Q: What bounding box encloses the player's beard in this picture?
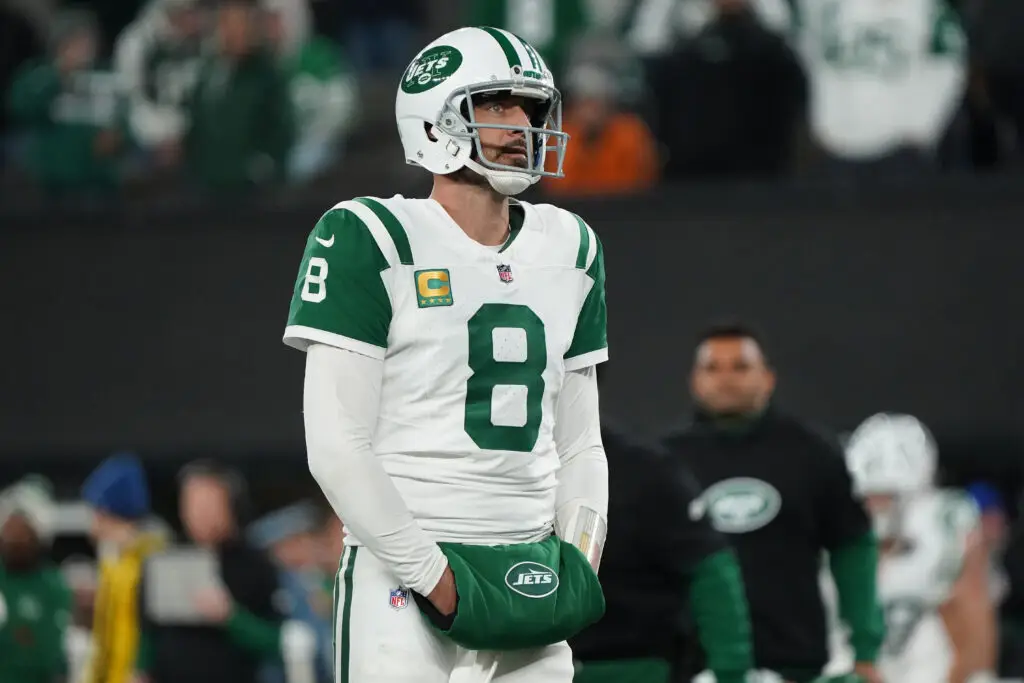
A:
[454,140,530,186]
[492,140,530,169]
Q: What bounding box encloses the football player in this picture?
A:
[284,27,609,683]
[844,413,998,683]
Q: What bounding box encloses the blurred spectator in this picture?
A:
[140,460,283,683]
[6,9,130,196]
[340,2,421,73]
[571,423,754,683]
[0,1,45,166]
[792,0,967,174]
[469,0,590,80]
[315,514,342,681]
[182,0,293,193]
[79,453,164,683]
[318,513,342,576]
[544,59,659,197]
[652,0,807,179]
[262,0,356,183]
[0,476,72,683]
[248,501,333,683]
[113,0,206,162]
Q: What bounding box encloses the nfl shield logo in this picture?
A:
[497,264,514,284]
[389,587,409,610]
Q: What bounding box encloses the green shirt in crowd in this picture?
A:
[184,49,294,193]
[7,61,128,195]
[0,562,72,683]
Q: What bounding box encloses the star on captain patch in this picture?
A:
[496,264,514,284]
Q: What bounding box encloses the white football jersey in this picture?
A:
[876,490,978,682]
[284,196,607,545]
[824,490,979,682]
[793,0,966,159]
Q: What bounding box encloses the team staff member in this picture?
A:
[572,421,755,683]
[662,324,884,683]
[138,461,284,683]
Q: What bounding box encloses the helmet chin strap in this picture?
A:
[463,157,534,196]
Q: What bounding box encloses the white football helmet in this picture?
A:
[845,413,938,497]
[395,26,569,196]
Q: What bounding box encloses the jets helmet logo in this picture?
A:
[401,46,464,94]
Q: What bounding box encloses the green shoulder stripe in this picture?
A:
[479,27,522,69]
[354,197,414,266]
[573,213,591,270]
[284,207,393,351]
[565,226,607,361]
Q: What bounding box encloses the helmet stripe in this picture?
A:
[479,26,521,69]
[508,31,543,71]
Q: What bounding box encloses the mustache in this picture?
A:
[482,140,529,155]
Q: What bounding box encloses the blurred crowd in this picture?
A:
[1,443,1019,683]
[1,0,1023,203]
[0,456,342,683]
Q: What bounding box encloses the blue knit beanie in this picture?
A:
[968,481,1004,514]
[81,452,150,520]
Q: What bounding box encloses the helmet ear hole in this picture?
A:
[424,122,438,142]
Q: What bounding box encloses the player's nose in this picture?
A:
[508,104,531,128]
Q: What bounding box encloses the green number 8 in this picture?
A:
[464,303,547,452]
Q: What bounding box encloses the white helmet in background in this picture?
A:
[845,412,938,497]
[395,26,569,196]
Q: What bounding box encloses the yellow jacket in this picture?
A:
[83,533,164,683]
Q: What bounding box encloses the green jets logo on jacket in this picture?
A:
[402,46,463,94]
[702,477,782,534]
[504,561,558,599]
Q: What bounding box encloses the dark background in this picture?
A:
[3,175,1022,504]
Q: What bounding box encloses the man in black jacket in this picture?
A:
[572,423,755,683]
[140,460,284,683]
[662,323,884,683]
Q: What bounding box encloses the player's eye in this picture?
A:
[488,102,505,114]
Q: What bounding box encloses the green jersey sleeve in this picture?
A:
[564,216,608,371]
[283,206,392,359]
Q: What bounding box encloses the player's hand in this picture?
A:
[426,565,457,616]
[194,585,234,624]
[852,661,882,683]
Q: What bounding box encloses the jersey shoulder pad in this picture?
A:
[524,202,601,273]
[322,195,415,267]
[283,198,403,357]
